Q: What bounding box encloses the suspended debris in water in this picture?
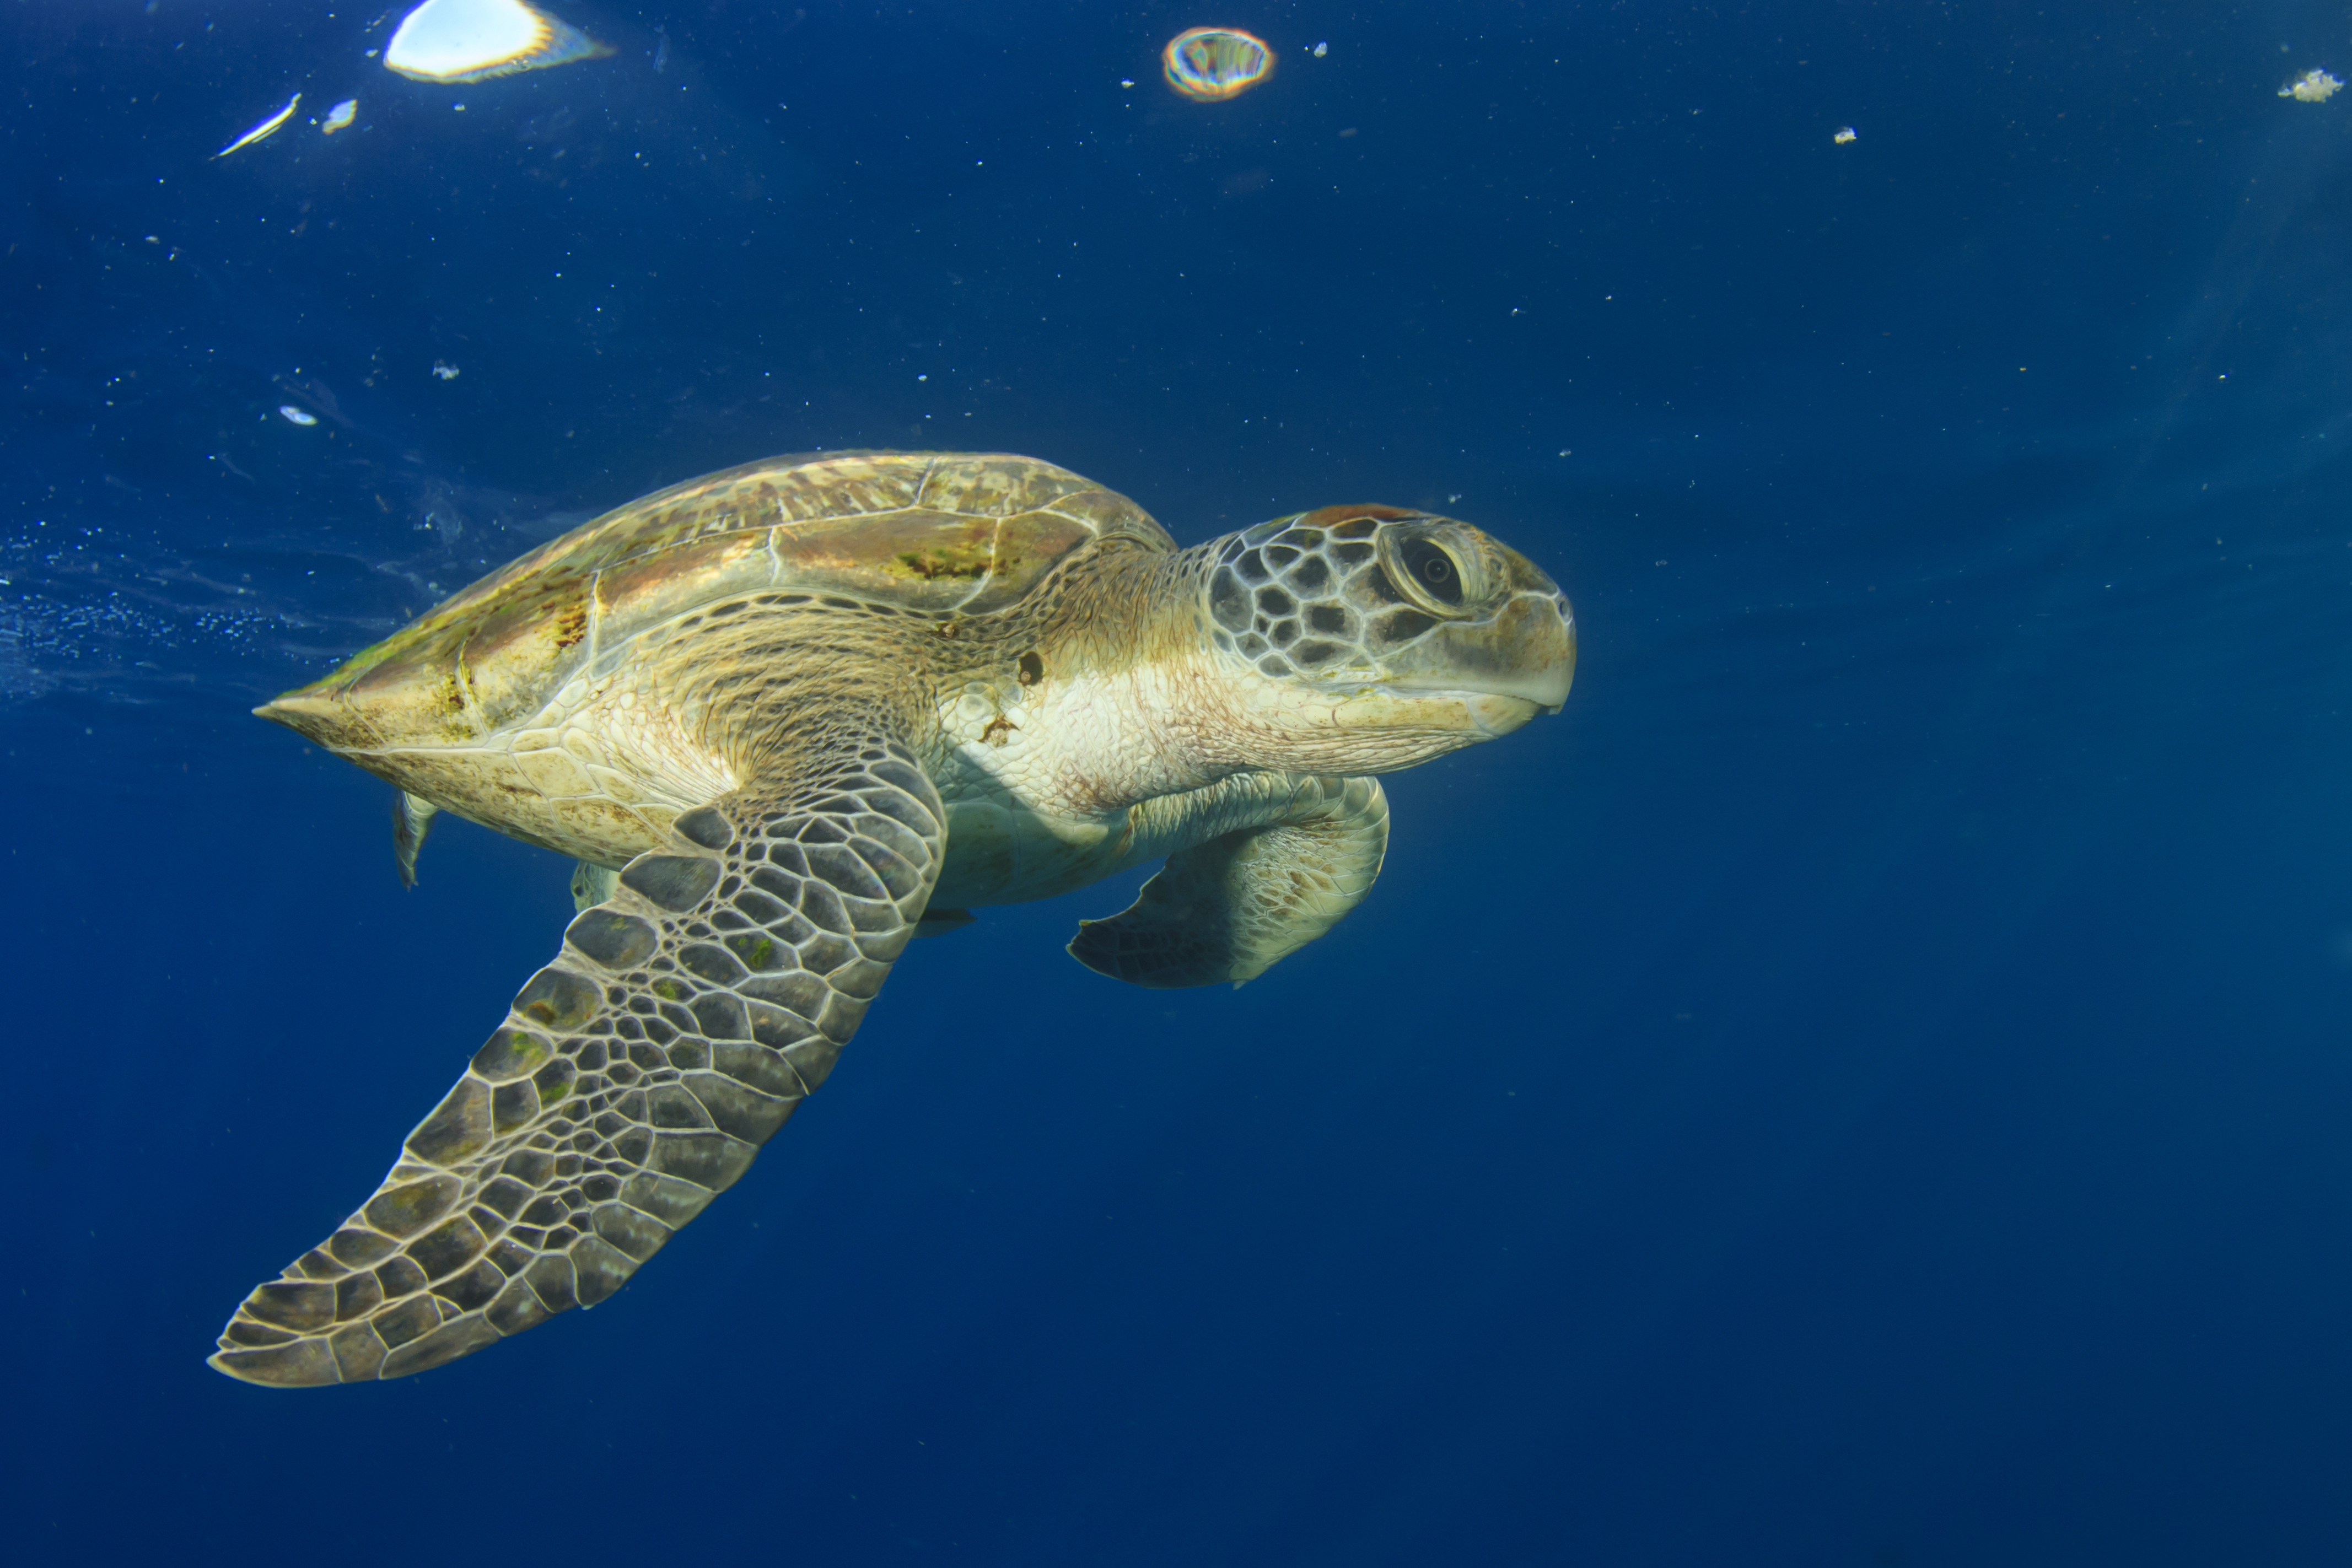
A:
[383,0,613,85]
[321,99,358,134]
[2280,68,2343,103]
[214,93,300,158]
[432,360,461,380]
[1311,41,1328,58]
[278,406,318,425]
[1833,126,1858,143]
[1162,27,1274,102]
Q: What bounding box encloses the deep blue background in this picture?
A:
[7,1,2352,1562]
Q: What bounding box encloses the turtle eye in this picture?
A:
[1375,526,1482,618]
[1397,539,1463,605]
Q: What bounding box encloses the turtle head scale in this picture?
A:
[1194,504,1575,767]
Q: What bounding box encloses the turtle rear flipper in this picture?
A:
[392,791,438,888]
[911,906,975,939]
[1068,776,1388,988]
[211,732,944,1386]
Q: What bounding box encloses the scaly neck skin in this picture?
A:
[644,541,1229,817]
[995,540,1235,813]
[652,535,1504,820]
[1019,538,1497,808]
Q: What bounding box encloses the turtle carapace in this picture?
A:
[212,451,1575,1386]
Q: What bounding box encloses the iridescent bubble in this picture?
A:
[1162,27,1274,102]
[383,0,612,85]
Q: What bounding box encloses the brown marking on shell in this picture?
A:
[766,451,928,522]
[340,618,480,747]
[918,454,1105,518]
[256,452,1174,757]
[769,508,999,611]
[956,510,1097,615]
[888,534,996,582]
[589,530,778,659]
[461,573,599,734]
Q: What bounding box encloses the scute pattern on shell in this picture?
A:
[276,452,1174,754]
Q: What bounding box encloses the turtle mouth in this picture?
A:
[1323,686,1546,740]
[1360,689,1543,736]
[1373,592,1577,716]
[1467,693,1543,736]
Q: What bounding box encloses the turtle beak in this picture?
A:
[1381,542,1576,716]
[1440,584,1576,714]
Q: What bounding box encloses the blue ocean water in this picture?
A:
[8,1,2352,1561]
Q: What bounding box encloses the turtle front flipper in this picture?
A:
[1068,776,1389,989]
[211,734,945,1386]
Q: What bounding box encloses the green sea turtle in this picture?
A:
[211,450,1574,1386]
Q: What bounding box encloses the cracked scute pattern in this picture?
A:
[209,737,944,1386]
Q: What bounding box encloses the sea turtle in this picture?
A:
[211,450,1575,1386]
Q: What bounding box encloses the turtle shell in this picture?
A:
[263,451,1174,753]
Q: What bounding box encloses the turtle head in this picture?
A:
[1192,505,1575,771]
